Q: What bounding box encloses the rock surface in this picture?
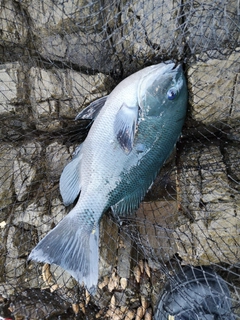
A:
[29,67,111,131]
[187,51,240,125]
[0,63,27,115]
[175,142,240,265]
[183,0,239,54]
[116,1,182,72]
[0,1,28,46]
[0,144,17,209]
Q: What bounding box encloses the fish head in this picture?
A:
[138,61,188,120]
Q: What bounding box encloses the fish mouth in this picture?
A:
[161,61,182,74]
[171,63,182,72]
[163,60,182,69]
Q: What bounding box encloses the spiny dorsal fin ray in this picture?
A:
[75,96,108,120]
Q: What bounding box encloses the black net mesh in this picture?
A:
[0,0,240,319]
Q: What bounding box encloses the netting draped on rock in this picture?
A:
[0,0,240,319]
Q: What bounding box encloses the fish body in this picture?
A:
[29,62,188,292]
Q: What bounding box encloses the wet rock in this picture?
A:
[114,291,129,307]
[13,142,42,201]
[177,143,239,217]
[29,67,69,131]
[13,198,48,230]
[223,142,240,190]
[116,0,182,72]
[92,289,112,310]
[13,159,36,201]
[18,142,42,161]
[227,125,240,142]
[38,197,66,236]
[64,32,118,73]
[174,203,240,266]
[231,73,240,121]
[29,67,111,130]
[49,265,77,291]
[0,144,17,209]
[9,288,70,320]
[0,0,28,46]
[199,145,232,203]
[99,214,119,279]
[136,201,178,264]
[13,196,67,238]
[192,207,239,264]
[11,196,72,292]
[67,69,110,114]
[176,146,201,214]
[18,1,120,73]
[39,34,68,61]
[5,225,37,282]
[117,226,135,280]
[50,197,68,225]
[29,67,69,103]
[175,142,240,265]
[12,197,70,291]
[20,0,120,72]
[25,0,103,35]
[183,0,239,54]
[7,225,33,260]
[0,224,6,281]
[45,141,70,179]
[0,283,16,298]
[187,51,240,125]
[0,63,26,115]
[29,67,68,131]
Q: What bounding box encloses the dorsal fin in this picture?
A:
[75,96,108,120]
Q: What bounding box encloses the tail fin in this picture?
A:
[28,210,99,293]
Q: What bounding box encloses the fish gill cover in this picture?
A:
[0,0,239,319]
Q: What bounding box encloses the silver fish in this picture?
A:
[29,61,188,292]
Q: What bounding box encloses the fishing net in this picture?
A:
[0,0,239,319]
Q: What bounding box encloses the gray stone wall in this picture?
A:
[0,0,239,319]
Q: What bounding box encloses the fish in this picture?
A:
[28,61,188,293]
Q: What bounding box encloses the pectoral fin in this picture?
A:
[60,144,83,206]
[114,103,138,154]
[75,96,108,120]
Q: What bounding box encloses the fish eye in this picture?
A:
[167,87,178,100]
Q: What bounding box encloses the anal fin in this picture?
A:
[111,187,145,217]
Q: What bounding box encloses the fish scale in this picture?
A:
[108,117,182,214]
[29,61,188,293]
